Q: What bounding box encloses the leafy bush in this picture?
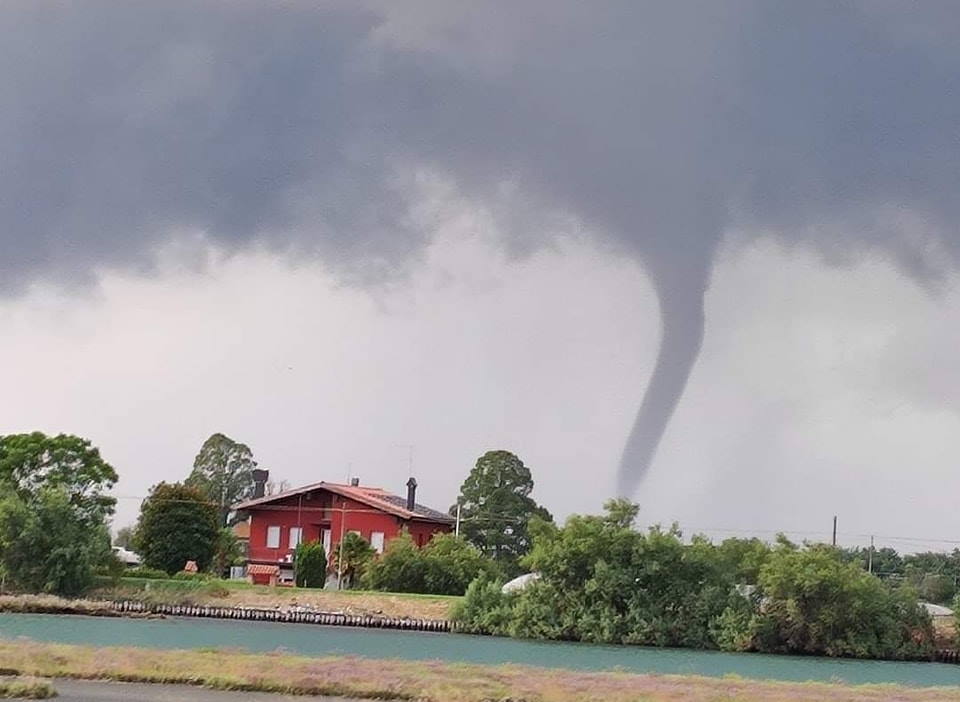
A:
[452,574,515,634]
[294,541,327,588]
[746,545,934,659]
[364,532,499,595]
[452,499,934,660]
[0,488,112,596]
[364,532,426,592]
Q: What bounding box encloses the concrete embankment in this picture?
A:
[114,599,456,631]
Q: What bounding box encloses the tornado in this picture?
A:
[616,278,707,498]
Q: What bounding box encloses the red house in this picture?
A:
[233,474,454,586]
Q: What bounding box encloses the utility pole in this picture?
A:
[455,502,462,538]
[337,505,346,590]
[868,535,874,574]
[832,515,837,547]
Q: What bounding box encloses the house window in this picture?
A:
[370,532,385,554]
[266,526,281,549]
[289,527,303,549]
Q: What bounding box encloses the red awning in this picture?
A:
[247,564,280,576]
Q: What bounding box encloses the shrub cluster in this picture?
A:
[125,566,171,580]
[364,532,499,595]
[294,541,327,588]
[453,499,934,660]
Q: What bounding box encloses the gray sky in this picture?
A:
[2,1,960,550]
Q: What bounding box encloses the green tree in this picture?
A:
[0,432,117,526]
[294,541,328,588]
[332,532,375,589]
[185,433,257,526]
[456,500,742,648]
[363,531,426,593]
[364,531,499,595]
[0,488,111,596]
[423,533,499,595]
[711,537,772,585]
[133,483,219,574]
[749,545,933,659]
[211,528,243,576]
[451,450,553,576]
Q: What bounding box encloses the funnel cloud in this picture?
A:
[2,1,960,494]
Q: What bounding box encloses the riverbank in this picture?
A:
[86,577,460,620]
[2,641,959,702]
[0,593,454,633]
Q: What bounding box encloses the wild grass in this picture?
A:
[0,677,57,699]
[0,641,958,702]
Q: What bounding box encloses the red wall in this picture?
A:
[248,508,323,564]
[407,519,448,547]
[329,495,401,549]
[247,490,453,567]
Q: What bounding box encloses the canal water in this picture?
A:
[1,613,958,688]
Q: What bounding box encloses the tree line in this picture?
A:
[453,500,937,661]
[0,432,555,593]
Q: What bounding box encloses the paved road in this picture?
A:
[51,679,362,702]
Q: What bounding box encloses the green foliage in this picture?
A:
[913,573,956,605]
[452,573,515,634]
[125,566,170,580]
[184,433,258,527]
[0,432,117,526]
[454,501,934,660]
[332,532,375,588]
[0,488,112,596]
[294,541,327,588]
[133,482,220,575]
[363,531,425,592]
[364,532,498,595]
[710,537,772,585]
[748,545,934,659]
[211,528,244,576]
[451,450,553,577]
[457,500,742,647]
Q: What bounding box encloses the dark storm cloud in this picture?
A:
[3,1,959,493]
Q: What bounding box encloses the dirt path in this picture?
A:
[52,679,355,702]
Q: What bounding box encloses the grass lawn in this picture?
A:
[1,640,959,702]
[87,577,461,620]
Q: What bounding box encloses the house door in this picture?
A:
[320,528,332,557]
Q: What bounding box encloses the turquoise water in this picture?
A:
[1,613,958,687]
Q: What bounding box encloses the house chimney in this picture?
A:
[406,477,417,511]
[252,469,269,499]
[350,477,360,487]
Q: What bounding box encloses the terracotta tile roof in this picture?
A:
[233,481,455,525]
